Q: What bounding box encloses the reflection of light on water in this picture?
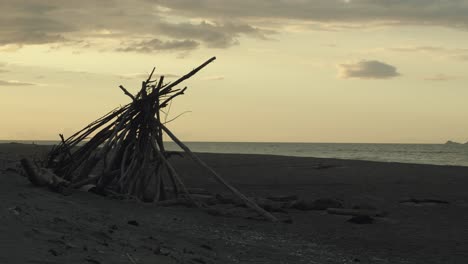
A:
[166,142,468,167]
[1,140,467,167]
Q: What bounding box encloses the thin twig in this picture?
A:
[119,85,136,101]
[163,111,192,124]
[126,253,137,264]
[59,134,74,163]
[146,67,156,83]
[163,101,172,123]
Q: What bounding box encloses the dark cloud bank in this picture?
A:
[1,0,468,52]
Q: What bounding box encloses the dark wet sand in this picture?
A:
[1,143,468,263]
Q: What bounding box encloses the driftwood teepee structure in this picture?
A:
[35,57,277,222]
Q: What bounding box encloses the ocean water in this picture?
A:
[1,140,467,167]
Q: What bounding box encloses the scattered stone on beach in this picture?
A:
[204,207,233,217]
[127,220,140,226]
[200,244,213,251]
[347,215,374,224]
[84,257,101,264]
[192,257,207,263]
[48,248,60,256]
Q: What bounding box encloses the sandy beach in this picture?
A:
[1,143,468,264]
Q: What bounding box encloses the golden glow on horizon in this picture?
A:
[1,27,468,143]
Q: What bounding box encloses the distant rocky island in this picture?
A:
[445,140,468,145]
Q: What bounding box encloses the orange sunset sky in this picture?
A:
[1,0,468,143]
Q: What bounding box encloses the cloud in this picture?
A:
[338,60,400,79]
[0,1,272,52]
[2,0,468,52]
[423,74,456,81]
[119,72,180,80]
[156,21,273,48]
[155,0,468,30]
[0,79,37,86]
[387,46,446,53]
[117,38,200,53]
[0,16,71,46]
[0,64,8,73]
[201,75,225,81]
[386,45,468,61]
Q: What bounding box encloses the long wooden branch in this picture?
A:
[157,57,216,97]
[159,123,278,222]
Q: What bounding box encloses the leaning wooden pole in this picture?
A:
[160,123,279,222]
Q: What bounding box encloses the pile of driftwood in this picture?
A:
[21,57,278,222]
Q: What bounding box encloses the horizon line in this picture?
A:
[0,139,463,145]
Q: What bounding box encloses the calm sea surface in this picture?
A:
[1,140,467,167]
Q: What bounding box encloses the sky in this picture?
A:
[1,0,468,143]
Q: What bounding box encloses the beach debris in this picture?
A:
[20,57,278,222]
[20,158,53,186]
[157,198,197,208]
[253,197,287,212]
[8,206,22,215]
[352,203,378,211]
[126,253,138,264]
[152,244,162,255]
[4,166,21,174]
[400,198,449,206]
[108,224,118,234]
[79,184,97,192]
[266,194,298,202]
[48,248,61,256]
[291,198,344,211]
[191,257,207,263]
[347,215,374,224]
[327,208,387,217]
[84,257,101,264]
[200,244,213,251]
[127,220,140,226]
[315,163,338,170]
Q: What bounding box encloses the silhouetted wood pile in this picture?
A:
[21,57,278,222]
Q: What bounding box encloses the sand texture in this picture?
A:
[1,143,468,263]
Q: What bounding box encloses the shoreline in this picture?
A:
[1,141,467,168]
